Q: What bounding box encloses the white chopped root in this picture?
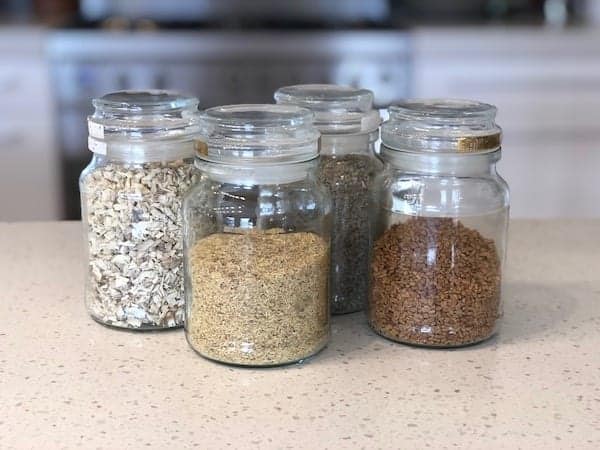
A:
[81,160,195,329]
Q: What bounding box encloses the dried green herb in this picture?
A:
[318,154,380,314]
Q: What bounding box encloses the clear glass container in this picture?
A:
[183,104,331,367]
[80,90,200,330]
[275,84,382,315]
[369,99,509,347]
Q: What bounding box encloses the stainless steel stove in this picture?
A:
[47,29,411,218]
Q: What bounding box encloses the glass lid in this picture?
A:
[88,90,200,140]
[196,104,320,165]
[87,90,201,161]
[274,84,380,134]
[382,99,502,154]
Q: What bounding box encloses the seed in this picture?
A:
[369,216,501,347]
[317,154,381,314]
[186,230,330,366]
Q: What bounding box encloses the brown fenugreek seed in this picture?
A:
[369,216,501,347]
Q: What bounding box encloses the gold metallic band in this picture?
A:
[456,133,502,152]
[194,140,208,157]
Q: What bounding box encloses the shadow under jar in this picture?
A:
[369,99,510,348]
[275,84,382,315]
[80,91,200,330]
[183,104,331,367]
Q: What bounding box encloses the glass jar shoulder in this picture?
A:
[183,169,331,242]
[184,172,330,209]
[378,165,509,217]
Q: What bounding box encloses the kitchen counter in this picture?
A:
[1,221,599,449]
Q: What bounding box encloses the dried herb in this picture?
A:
[81,160,195,329]
[186,230,329,366]
[369,216,501,347]
[318,154,380,314]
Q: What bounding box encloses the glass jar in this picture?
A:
[369,99,509,347]
[183,104,331,367]
[275,84,382,315]
[80,90,200,330]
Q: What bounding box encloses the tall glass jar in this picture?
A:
[183,104,331,367]
[80,91,200,330]
[369,99,509,347]
[275,84,382,315]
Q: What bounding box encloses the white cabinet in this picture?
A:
[412,27,600,218]
[0,27,61,221]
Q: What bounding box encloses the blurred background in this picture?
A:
[1,0,599,220]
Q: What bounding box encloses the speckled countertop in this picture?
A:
[1,221,599,449]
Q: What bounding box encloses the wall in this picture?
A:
[412,27,600,218]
